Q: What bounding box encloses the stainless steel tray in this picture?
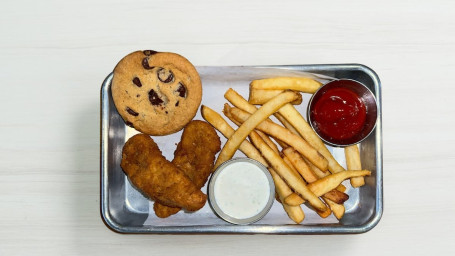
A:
[100,64,383,234]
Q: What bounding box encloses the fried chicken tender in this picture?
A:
[121,134,207,212]
[154,120,221,218]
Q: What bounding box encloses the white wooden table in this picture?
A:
[1,0,454,255]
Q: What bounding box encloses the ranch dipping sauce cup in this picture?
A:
[208,158,275,225]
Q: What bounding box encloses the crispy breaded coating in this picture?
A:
[154,120,221,218]
[121,134,206,212]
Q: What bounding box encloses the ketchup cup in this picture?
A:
[307,79,378,147]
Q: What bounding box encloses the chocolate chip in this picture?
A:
[125,121,134,128]
[175,101,179,107]
[149,89,164,106]
[165,111,168,114]
[176,83,187,98]
[157,68,174,83]
[143,50,157,56]
[132,77,142,87]
[142,57,154,70]
[136,94,140,97]
[126,107,139,116]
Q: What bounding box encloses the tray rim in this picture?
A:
[100,63,383,234]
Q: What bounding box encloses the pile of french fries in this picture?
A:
[202,77,371,223]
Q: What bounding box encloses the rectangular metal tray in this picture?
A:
[100,64,383,234]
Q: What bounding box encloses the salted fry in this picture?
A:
[226,88,297,142]
[345,144,365,187]
[229,107,328,171]
[215,91,299,168]
[283,147,349,204]
[303,157,328,178]
[282,155,308,206]
[314,203,332,218]
[282,156,307,202]
[249,131,327,212]
[284,193,305,206]
[224,88,258,113]
[284,190,338,219]
[278,104,345,174]
[226,88,344,174]
[249,89,302,105]
[201,105,268,167]
[282,154,302,179]
[283,147,319,183]
[256,130,279,154]
[250,77,322,93]
[336,184,347,193]
[203,105,305,223]
[227,88,299,137]
[308,170,371,197]
[204,106,304,223]
[324,198,345,220]
[288,195,332,218]
[222,104,242,127]
[303,157,346,192]
[283,186,331,218]
[322,189,349,204]
[273,112,301,136]
[269,168,305,223]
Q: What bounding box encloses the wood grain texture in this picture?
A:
[1,0,454,255]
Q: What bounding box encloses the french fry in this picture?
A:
[214,91,299,168]
[224,103,282,147]
[273,112,301,136]
[253,132,331,218]
[222,104,242,127]
[256,130,279,154]
[322,189,349,204]
[281,155,309,208]
[269,168,305,223]
[247,87,301,141]
[303,157,328,178]
[308,170,371,197]
[302,157,346,193]
[314,203,332,218]
[201,105,268,167]
[285,195,331,219]
[225,88,258,113]
[283,147,349,216]
[284,193,305,206]
[249,131,328,212]
[282,169,363,219]
[226,88,343,175]
[227,88,299,137]
[283,147,349,204]
[249,89,302,105]
[250,77,322,93]
[203,105,304,223]
[228,107,328,171]
[282,147,319,183]
[282,154,304,180]
[283,195,347,218]
[226,88,299,143]
[278,104,344,174]
[345,144,365,188]
[324,198,345,220]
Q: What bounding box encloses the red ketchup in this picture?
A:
[310,87,366,141]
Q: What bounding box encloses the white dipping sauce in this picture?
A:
[213,161,271,220]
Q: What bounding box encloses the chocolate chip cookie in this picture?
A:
[111,50,202,135]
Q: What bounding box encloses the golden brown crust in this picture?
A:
[153,203,181,218]
[112,50,202,135]
[153,120,221,218]
[121,134,206,211]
